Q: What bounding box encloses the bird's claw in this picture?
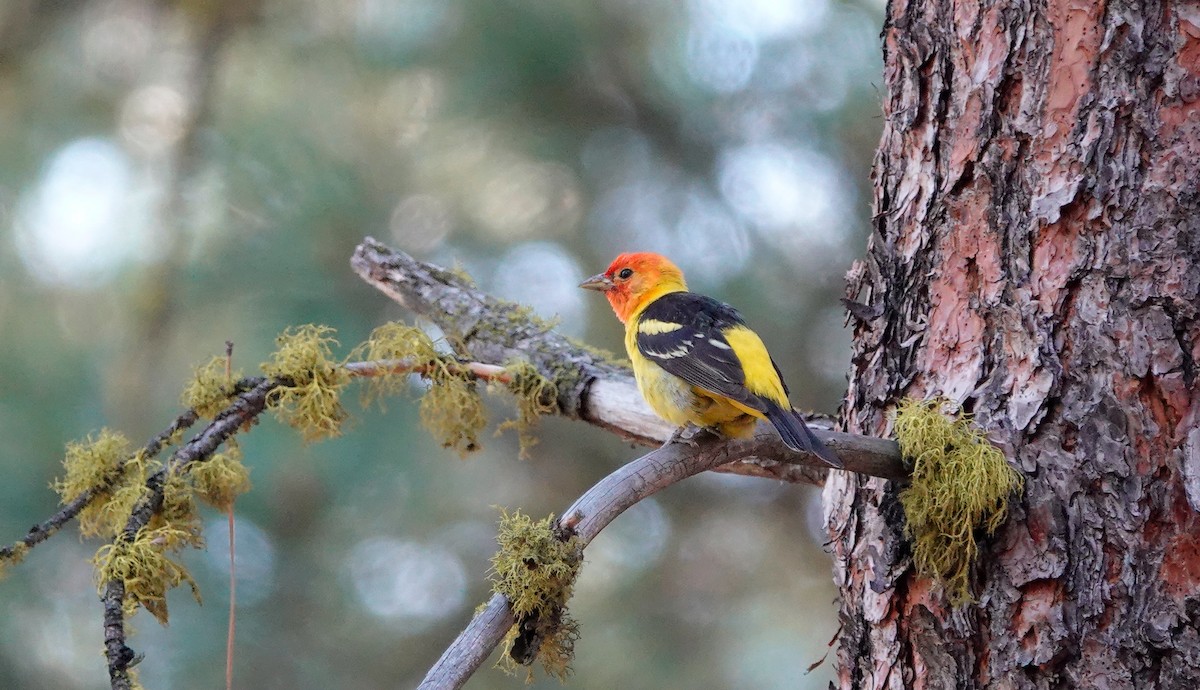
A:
[668,424,703,448]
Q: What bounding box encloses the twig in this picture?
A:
[225,506,236,690]
[419,428,766,689]
[1,357,505,567]
[0,409,200,562]
[350,237,907,483]
[104,377,278,689]
[343,358,513,384]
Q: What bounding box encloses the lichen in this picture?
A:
[357,322,440,407]
[188,442,251,512]
[497,360,558,459]
[0,542,28,578]
[93,524,203,624]
[262,324,351,442]
[52,431,148,539]
[53,430,130,505]
[420,372,487,456]
[152,469,202,544]
[490,510,582,680]
[894,397,1025,605]
[181,356,242,418]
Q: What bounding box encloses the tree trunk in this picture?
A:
[832,0,1200,687]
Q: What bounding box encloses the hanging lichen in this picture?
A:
[262,324,351,442]
[497,360,558,459]
[420,372,488,456]
[489,510,582,681]
[894,397,1025,605]
[188,441,251,512]
[357,322,441,406]
[93,523,203,624]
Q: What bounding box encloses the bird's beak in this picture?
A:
[579,273,614,292]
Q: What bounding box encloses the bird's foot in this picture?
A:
[668,424,704,448]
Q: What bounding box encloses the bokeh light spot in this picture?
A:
[689,0,830,41]
[390,194,453,252]
[347,537,467,626]
[119,85,188,156]
[14,138,149,287]
[686,21,759,93]
[491,241,587,335]
[203,517,278,606]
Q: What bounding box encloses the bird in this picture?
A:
[580,252,842,468]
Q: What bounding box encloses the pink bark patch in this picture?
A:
[920,198,1001,400]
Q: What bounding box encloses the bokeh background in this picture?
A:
[0,1,884,688]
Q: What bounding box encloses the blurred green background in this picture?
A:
[0,0,883,687]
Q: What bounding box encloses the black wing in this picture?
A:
[634,292,766,412]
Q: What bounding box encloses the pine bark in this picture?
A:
[831,0,1200,687]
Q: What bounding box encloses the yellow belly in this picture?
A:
[627,333,759,438]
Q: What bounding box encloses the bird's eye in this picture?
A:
[617,268,634,280]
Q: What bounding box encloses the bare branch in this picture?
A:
[350,237,907,483]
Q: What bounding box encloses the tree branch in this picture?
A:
[97,357,523,688]
[419,428,785,689]
[350,237,907,483]
[104,377,278,689]
[0,410,200,563]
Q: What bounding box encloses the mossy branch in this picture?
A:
[0,320,575,690]
[351,237,909,484]
[419,428,757,689]
[0,409,200,567]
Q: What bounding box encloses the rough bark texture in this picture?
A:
[832,0,1200,688]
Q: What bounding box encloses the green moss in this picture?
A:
[894,397,1024,605]
[181,356,242,418]
[93,524,203,625]
[263,324,351,442]
[188,442,251,512]
[490,510,582,679]
[563,334,626,369]
[497,361,558,459]
[448,261,478,288]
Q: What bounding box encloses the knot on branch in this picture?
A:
[894,397,1025,604]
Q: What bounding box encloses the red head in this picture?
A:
[579,252,688,323]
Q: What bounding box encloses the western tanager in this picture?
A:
[580,252,842,468]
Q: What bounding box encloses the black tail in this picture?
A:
[764,402,843,468]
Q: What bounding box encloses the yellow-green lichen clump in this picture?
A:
[497,360,558,459]
[490,510,582,681]
[181,355,242,418]
[894,397,1024,604]
[263,324,351,442]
